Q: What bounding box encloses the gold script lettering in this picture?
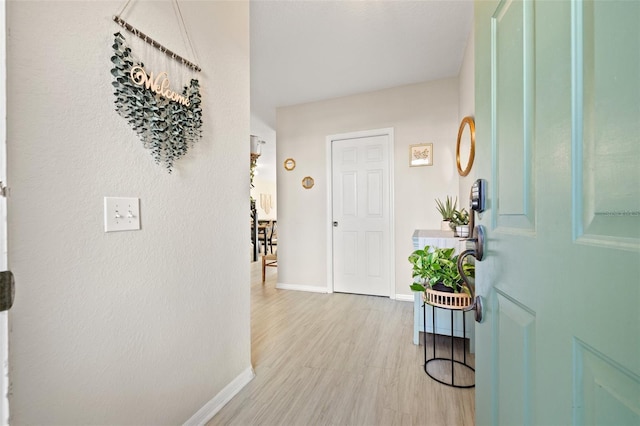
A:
[129,66,191,107]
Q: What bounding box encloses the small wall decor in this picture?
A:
[111,33,202,172]
[302,176,315,189]
[111,1,202,173]
[284,158,296,171]
[410,143,433,167]
[456,116,476,176]
[260,193,273,214]
[112,14,201,72]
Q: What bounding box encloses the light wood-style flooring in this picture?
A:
[209,261,475,426]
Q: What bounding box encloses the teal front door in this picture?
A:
[474,0,639,424]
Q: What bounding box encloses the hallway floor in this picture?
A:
[209,261,475,425]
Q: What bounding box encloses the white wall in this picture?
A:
[276,79,460,296]
[458,24,477,201]
[6,1,250,424]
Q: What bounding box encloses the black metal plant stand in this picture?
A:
[423,302,475,388]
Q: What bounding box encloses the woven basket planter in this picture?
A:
[424,287,471,310]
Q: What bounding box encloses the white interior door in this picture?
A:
[474,1,640,424]
[330,130,392,297]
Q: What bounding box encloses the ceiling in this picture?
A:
[250,0,474,182]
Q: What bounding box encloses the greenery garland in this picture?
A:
[111,32,203,172]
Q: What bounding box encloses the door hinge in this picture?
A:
[0,181,7,198]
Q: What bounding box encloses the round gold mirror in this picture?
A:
[302,176,314,189]
[456,116,476,177]
[284,158,296,171]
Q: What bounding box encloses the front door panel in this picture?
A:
[576,0,640,246]
[494,0,535,232]
[474,1,640,425]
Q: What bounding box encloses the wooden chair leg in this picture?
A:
[262,256,266,283]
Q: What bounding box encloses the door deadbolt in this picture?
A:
[333,221,338,227]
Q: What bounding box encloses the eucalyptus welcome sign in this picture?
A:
[111,32,202,172]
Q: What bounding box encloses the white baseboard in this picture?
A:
[183,366,255,426]
[276,284,412,301]
[395,294,414,302]
[276,282,329,293]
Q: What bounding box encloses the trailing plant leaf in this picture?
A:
[110,32,203,172]
[408,245,475,294]
[410,283,426,292]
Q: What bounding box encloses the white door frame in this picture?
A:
[0,0,9,422]
[325,128,395,298]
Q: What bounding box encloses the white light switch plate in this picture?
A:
[104,197,141,232]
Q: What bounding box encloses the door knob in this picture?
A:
[457,225,486,323]
[458,249,483,323]
[333,221,338,227]
[463,225,485,261]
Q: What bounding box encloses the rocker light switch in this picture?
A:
[104,197,141,232]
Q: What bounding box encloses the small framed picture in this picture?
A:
[409,143,433,167]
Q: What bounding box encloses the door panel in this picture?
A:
[496,292,535,426]
[332,133,390,296]
[574,339,640,425]
[475,1,640,425]
[575,0,640,246]
[341,171,357,216]
[493,0,535,231]
[365,231,382,277]
[366,170,383,216]
[342,231,357,275]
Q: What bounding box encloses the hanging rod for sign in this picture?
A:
[112,15,201,72]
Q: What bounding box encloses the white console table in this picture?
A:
[412,230,474,350]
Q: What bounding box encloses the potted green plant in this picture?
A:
[408,245,474,295]
[449,208,470,237]
[435,196,457,231]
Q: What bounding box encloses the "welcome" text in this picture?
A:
[130,66,191,106]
